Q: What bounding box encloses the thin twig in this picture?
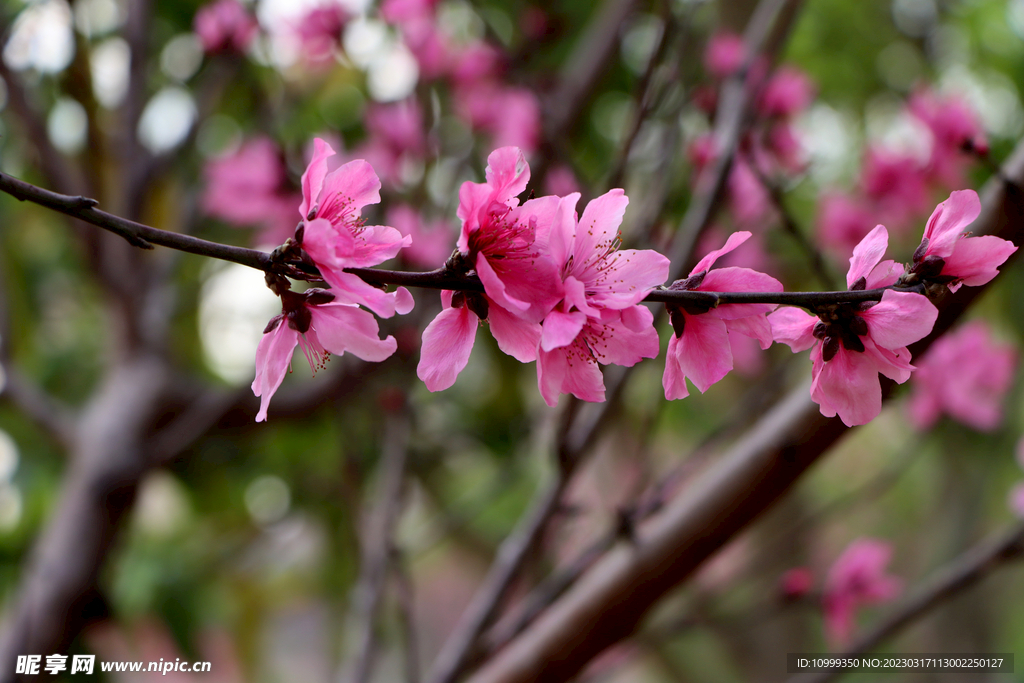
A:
[787,521,1024,683]
[392,546,422,683]
[349,413,412,683]
[0,170,928,310]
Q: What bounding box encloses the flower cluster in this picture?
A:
[248,138,1016,425]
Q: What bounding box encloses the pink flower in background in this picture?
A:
[386,204,455,269]
[860,148,930,231]
[545,165,581,197]
[380,0,450,80]
[299,138,413,318]
[704,33,746,79]
[449,42,503,84]
[727,159,772,227]
[663,231,782,400]
[817,193,876,260]
[771,226,938,426]
[194,0,257,54]
[758,66,814,118]
[455,146,561,321]
[780,567,814,599]
[823,539,901,646]
[202,138,300,244]
[909,89,987,188]
[357,99,426,186]
[907,321,1017,431]
[536,190,668,406]
[909,190,1017,292]
[294,3,348,67]
[456,84,542,153]
[253,289,398,421]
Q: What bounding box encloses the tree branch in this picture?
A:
[460,130,1024,683]
[788,521,1024,683]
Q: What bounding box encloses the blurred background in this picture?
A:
[1,0,1024,680]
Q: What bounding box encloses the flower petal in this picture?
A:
[691,231,751,275]
[300,138,334,219]
[484,146,530,204]
[923,189,981,259]
[810,345,882,427]
[309,303,398,361]
[941,234,1017,287]
[769,306,817,352]
[488,302,541,362]
[318,159,382,220]
[847,225,888,288]
[541,309,587,351]
[572,189,629,275]
[417,305,478,391]
[859,290,937,350]
[252,322,299,422]
[672,313,732,393]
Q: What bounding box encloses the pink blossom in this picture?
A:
[455,146,562,322]
[544,165,581,197]
[771,226,938,427]
[294,4,348,67]
[449,42,503,85]
[299,138,414,318]
[907,321,1017,431]
[704,33,746,79]
[663,231,782,400]
[456,84,542,153]
[823,539,901,646]
[202,138,300,243]
[909,190,1017,292]
[194,0,257,54]
[909,89,986,188]
[253,289,398,422]
[727,159,772,227]
[357,99,426,186]
[536,191,669,406]
[416,290,541,391]
[780,567,814,599]
[417,147,561,392]
[860,147,930,230]
[817,193,876,260]
[758,66,814,118]
[386,204,455,269]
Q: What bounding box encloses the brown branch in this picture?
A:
[788,521,1024,683]
[349,413,411,683]
[0,369,76,447]
[460,132,1024,683]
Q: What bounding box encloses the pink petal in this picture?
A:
[493,254,564,323]
[941,234,1017,287]
[318,159,382,219]
[865,259,900,288]
[863,339,914,384]
[847,225,888,288]
[456,182,496,251]
[562,276,597,317]
[537,347,605,406]
[724,314,774,349]
[589,313,659,366]
[322,270,406,318]
[476,252,530,312]
[671,313,733,394]
[514,195,561,248]
[252,322,299,422]
[691,231,751,275]
[585,249,670,309]
[769,307,817,352]
[540,309,587,352]
[545,192,581,269]
[810,345,882,426]
[572,189,629,274]
[906,385,941,431]
[309,303,398,361]
[488,302,541,362]
[923,189,981,259]
[417,305,478,391]
[860,290,937,350]
[663,336,690,400]
[395,287,414,315]
[484,146,530,205]
[620,304,652,333]
[300,138,335,219]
